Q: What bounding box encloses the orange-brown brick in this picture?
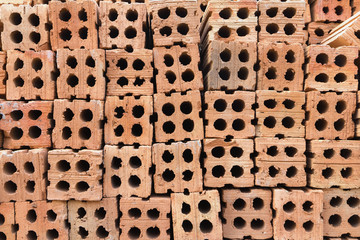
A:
[120,197,171,240]
[103,145,152,198]
[106,49,153,96]
[305,91,355,140]
[171,190,223,239]
[255,137,306,187]
[68,198,118,240]
[258,42,304,91]
[49,0,98,50]
[0,101,52,149]
[0,202,15,240]
[222,189,273,239]
[152,140,202,194]
[6,50,56,100]
[0,52,6,97]
[56,48,106,100]
[203,138,254,188]
[154,90,203,142]
[0,4,49,51]
[15,200,68,240]
[256,90,305,138]
[308,22,339,44]
[204,90,255,138]
[104,96,153,145]
[356,91,360,137]
[47,149,102,201]
[273,189,323,240]
[52,99,103,149]
[99,1,147,49]
[311,0,351,22]
[153,44,203,93]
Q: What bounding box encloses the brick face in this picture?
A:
[0,202,15,240]
[308,22,339,45]
[311,0,351,22]
[0,52,6,96]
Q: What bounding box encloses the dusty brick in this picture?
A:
[0,202,15,240]
[103,145,152,198]
[0,101,52,149]
[104,95,153,145]
[0,0,31,4]
[68,198,118,240]
[256,90,305,138]
[222,189,272,239]
[0,52,6,97]
[308,22,339,45]
[305,91,355,140]
[6,50,56,100]
[120,197,171,239]
[203,138,254,188]
[56,48,106,100]
[171,190,223,239]
[152,140,202,194]
[204,90,255,138]
[0,4,49,51]
[273,189,323,240]
[53,99,103,149]
[49,0,98,50]
[258,42,304,91]
[311,0,351,22]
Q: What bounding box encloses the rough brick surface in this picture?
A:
[0,52,6,96]
[153,44,203,93]
[258,42,304,91]
[0,0,31,4]
[53,99,103,149]
[204,90,255,138]
[56,48,106,100]
[152,140,202,194]
[356,91,360,137]
[104,96,153,145]
[103,145,152,198]
[0,101,52,149]
[222,189,273,239]
[308,22,339,44]
[0,4,49,51]
[311,0,351,22]
[171,190,223,240]
[6,50,56,100]
[203,138,254,188]
[47,149,102,201]
[49,0,98,50]
[68,198,119,240]
[305,91,355,140]
[0,202,15,240]
[154,90,203,142]
[120,197,171,240]
[256,90,305,138]
[273,189,323,240]
[255,137,306,187]
[106,49,153,96]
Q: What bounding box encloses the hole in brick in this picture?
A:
[59,8,71,21]
[231,166,243,178]
[63,108,74,121]
[218,26,231,38]
[79,27,88,39]
[334,73,347,83]
[129,175,141,187]
[233,119,245,131]
[94,207,106,220]
[233,198,246,210]
[162,169,175,182]
[336,100,346,113]
[162,150,174,163]
[322,167,334,179]
[117,58,128,70]
[232,99,245,112]
[165,71,176,83]
[266,7,278,17]
[198,200,211,213]
[111,157,122,169]
[78,8,87,21]
[9,13,22,25]
[234,217,246,229]
[66,56,77,69]
[128,227,141,239]
[0,215,4,225]
[282,117,294,128]
[238,50,249,63]
[59,28,72,41]
[76,160,90,172]
[283,7,296,18]
[32,77,43,89]
[303,221,314,232]
[47,210,57,222]
[285,50,295,63]
[160,26,172,36]
[269,166,279,177]
[162,103,175,116]
[265,67,277,79]
[253,198,264,210]
[212,146,225,158]
[26,231,37,240]
[219,49,232,63]
[317,100,328,113]
[284,220,296,231]
[55,181,69,191]
[237,26,249,36]
[212,165,225,178]
[77,208,86,218]
[219,8,232,19]
[214,118,227,130]
[284,23,296,35]
[117,77,128,86]
[147,208,160,220]
[158,7,170,19]
[316,53,328,65]
[133,59,145,70]
[335,54,347,67]
[129,208,141,218]
[24,162,35,173]
[323,7,329,13]
[219,68,230,80]
[286,166,297,178]
[3,162,17,175]
[10,127,23,140]
[182,69,194,82]
[109,26,119,38]
[330,196,342,207]
[283,201,295,212]
[238,67,248,80]
[180,102,192,115]
[4,180,17,193]
[182,170,193,181]
[26,210,37,223]
[348,215,360,227]
[230,147,243,158]
[267,49,278,62]
[56,160,71,172]
[315,118,327,131]
[341,167,352,178]
[26,181,35,193]
[125,26,137,38]
[67,74,79,87]
[164,54,174,66]
[14,58,24,70]
[285,147,297,157]
[315,73,329,83]
[264,99,277,109]
[182,220,193,232]
[237,8,249,19]
[96,226,109,238]
[86,75,96,87]
[79,127,91,140]
[267,146,278,156]
[78,226,89,238]
[29,32,41,44]
[182,202,191,214]
[251,219,264,230]
[10,31,23,43]
[183,149,193,163]
[175,7,188,18]
[163,121,175,134]
[131,124,143,136]
[109,9,118,21]
[179,53,191,66]
[80,109,93,122]
[315,28,324,36]
[10,110,23,121]
[283,99,295,109]
[132,106,144,118]
[334,118,345,131]
[129,156,142,169]
[264,116,276,128]
[335,6,343,15]
[146,227,160,238]
[329,214,342,226]
[348,197,360,207]
[111,175,121,188]
[200,220,213,233]
[266,24,279,34]
[340,149,352,160]
[60,126,73,139]
[46,229,59,240]
[177,23,189,35]
[285,69,295,81]
[214,99,227,112]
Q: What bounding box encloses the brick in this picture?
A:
[308,22,339,44]
[103,145,152,198]
[258,0,307,44]
[0,0,31,4]
[120,197,171,239]
[256,90,305,138]
[154,90,203,142]
[104,96,153,145]
[0,202,15,240]
[99,1,147,49]
[222,189,272,239]
[6,50,56,100]
[153,44,203,93]
[68,198,119,240]
[311,0,351,22]
[0,4,49,51]
[0,52,6,97]
[202,40,257,91]
[106,49,153,96]
[53,99,103,149]
[49,0,98,50]
[352,0,360,13]
[47,149,102,201]
[323,189,360,237]
[258,42,304,91]
[273,189,323,240]
[255,137,306,187]
[356,91,360,137]
[149,0,200,46]
[152,140,202,194]
[204,90,255,138]
[203,138,254,188]
[0,101,52,149]
[56,48,106,100]
[305,91,356,140]
[305,45,358,92]
[171,190,223,239]
[16,200,68,240]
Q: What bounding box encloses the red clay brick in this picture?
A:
[308,22,339,45]
[0,52,6,97]
[356,91,360,137]
[0,202,15,240]
[311,0,351,22]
